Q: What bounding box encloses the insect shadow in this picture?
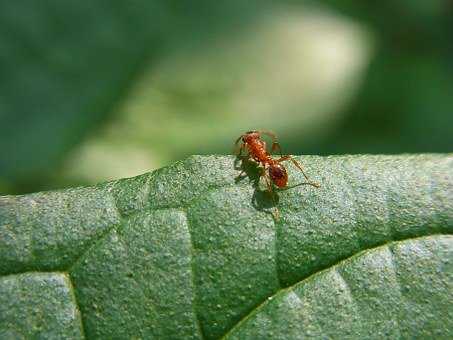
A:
[234,155,279,217]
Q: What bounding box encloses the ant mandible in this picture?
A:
[235,130,320,217]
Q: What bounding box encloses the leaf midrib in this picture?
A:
[220,233,452,339]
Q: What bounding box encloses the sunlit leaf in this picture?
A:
[1,155,452,338]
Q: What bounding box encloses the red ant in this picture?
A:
[235,130,319,218]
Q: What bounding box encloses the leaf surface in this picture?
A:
[1,155,452,339]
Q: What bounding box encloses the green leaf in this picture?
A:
[1,155,452,339]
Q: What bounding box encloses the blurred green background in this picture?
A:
[1,1,452,195]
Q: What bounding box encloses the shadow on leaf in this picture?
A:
[234,156,278,218]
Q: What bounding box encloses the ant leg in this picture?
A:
[259,130,283,157]
[258,130,277,140]
[234,146,250,177]
[260,167,273,192]
[233,134,245,155]
[235,134,244,146]
[260,167,280,220]
[271,142,283,157]
[234,142,247,157]
[277,155,320,188]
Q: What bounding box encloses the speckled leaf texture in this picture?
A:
[1,155,452,339]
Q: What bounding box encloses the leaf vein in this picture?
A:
[220,233,450,339]
[181,209,206,340]
[66,273,87,340]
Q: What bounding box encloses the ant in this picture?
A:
[235,130,320,219]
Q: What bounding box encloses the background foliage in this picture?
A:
[0,1,452,194]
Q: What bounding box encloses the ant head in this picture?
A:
[268,164,288,188]
[243,130,260,142]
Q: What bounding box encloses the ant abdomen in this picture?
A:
[269,164,288,188]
